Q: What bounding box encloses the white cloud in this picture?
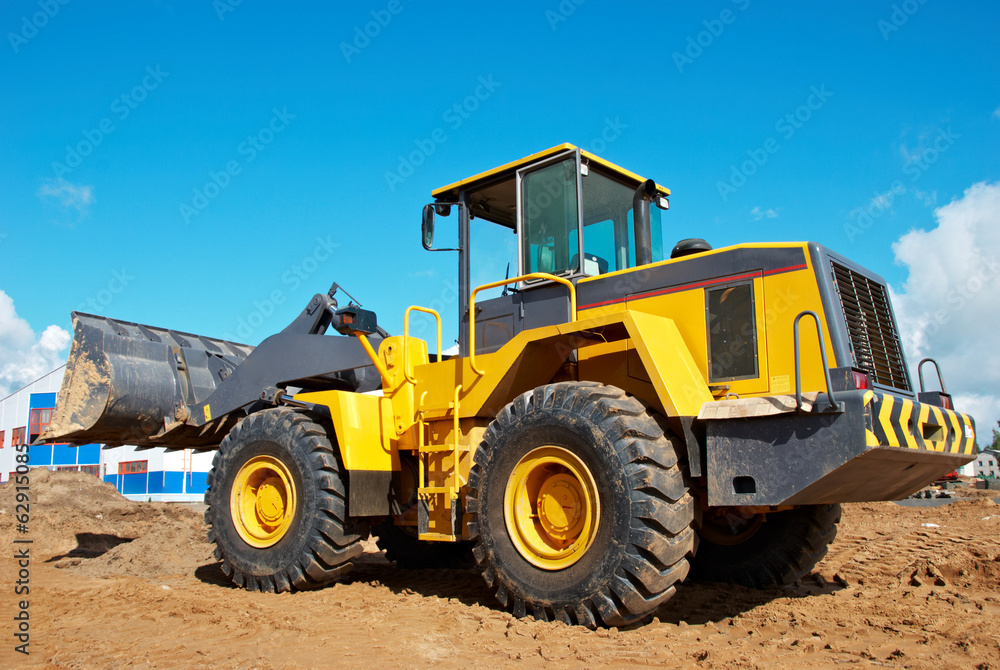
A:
[0,291,70,397]
[993,106,1000,120]
[750,206,778,221]
[890,181,1000,443]
[37,178,95,214]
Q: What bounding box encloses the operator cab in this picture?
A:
[425,144,671,355]
[430,144,670,279]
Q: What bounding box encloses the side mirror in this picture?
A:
[420,202,461,252]
[421,204,435,250]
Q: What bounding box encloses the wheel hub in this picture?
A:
[504,446,600,570]
[230,456,297,548]
[536,474,585,540]
[255,478,286,524]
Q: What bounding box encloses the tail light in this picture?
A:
[851,369,871,390]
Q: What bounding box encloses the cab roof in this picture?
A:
[430,143,670,201]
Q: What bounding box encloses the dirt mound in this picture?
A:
[0,466,128,511]
[0,469,210,569]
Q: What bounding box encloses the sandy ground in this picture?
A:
[2,470,999,669]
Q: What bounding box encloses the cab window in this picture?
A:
[581,168,663,274]
[521,158,579,275]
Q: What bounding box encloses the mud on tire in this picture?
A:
[204,407,367,592]
[466,382,695,628]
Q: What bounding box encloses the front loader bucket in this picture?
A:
[39,312,253,447]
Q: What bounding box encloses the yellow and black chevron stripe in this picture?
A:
[863,391,975,454]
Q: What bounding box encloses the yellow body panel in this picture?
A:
[622,309,714,417]
[294,389,397,472]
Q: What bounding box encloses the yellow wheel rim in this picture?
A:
[230,455,297,548]
[504,446,600,570]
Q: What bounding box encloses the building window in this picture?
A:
[29,408,53,444]
[80,465,99,477]
[118,460,148,475]
[11,427,26,447]
[0,430,5,449]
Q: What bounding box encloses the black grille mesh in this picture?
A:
[832,262,911,391]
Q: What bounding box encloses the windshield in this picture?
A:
[521,158,579,275]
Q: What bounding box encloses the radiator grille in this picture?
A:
[832,262,911,391]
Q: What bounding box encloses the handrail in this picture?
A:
[468,272,577,376]
[354,333,392,388]
[452,384,462,492]
[403,306,442,384]
[917,358,948,394]
[793,311,840,413]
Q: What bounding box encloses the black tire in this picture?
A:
[691,504,841,588]
[466,382,695,628]
[373,521,476,570]
[204,407,367,592]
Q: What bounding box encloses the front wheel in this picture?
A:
[204,407,367,592]
[466,382,695,628]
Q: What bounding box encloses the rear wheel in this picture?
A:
[692,504,841,588]
[205,407,367,592]
[467,382,695,628]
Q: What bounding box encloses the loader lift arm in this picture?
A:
[38,285,385,450]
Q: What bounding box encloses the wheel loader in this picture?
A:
[39,143,977,627]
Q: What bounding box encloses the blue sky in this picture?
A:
[2,1,999,432]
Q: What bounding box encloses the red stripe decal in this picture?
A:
[763,263,808,276]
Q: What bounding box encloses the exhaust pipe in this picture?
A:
[632,179,658,267]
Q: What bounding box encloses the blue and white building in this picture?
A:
[0,366,213,501]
